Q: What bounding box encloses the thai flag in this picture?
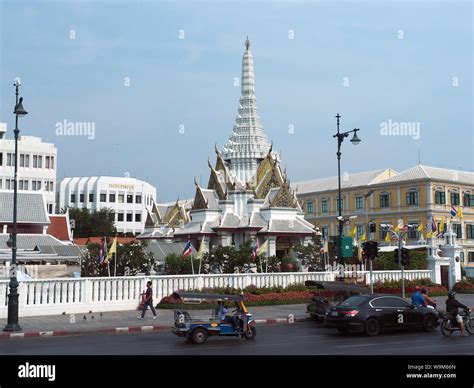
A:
[431,217,437,232]
[252,239,259,262]
[182,240,193,257]
[98,238,107,266]
[451,206,458,218]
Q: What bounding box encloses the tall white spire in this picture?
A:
[221,37,272,185]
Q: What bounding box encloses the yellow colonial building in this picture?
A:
[294,165,474,274]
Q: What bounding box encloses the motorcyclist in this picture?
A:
[420,288,437,309]
[446,291,469,336]
[411,286,427,308]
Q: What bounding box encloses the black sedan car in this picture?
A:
[324,294,439,336]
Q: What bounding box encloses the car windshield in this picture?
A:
[339,296,367,307]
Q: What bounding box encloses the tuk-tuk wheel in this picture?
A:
[191,328,208,344]
[243,325,257,340]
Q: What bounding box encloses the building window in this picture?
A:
[32,180,41,191]
[6,179,12,190]
[356,225,364,239]
[0,152,3,166]
[127,194,133,204]
[464,193,474,207]
[18,180,23,190]
[306,200,314,214]
[100,193,107,202]
[118,194,124,203]
[468,252,474,263]
[380,224,390,240]
[89,193,94,202]
[437,222,447,234]
[109,193,116,203]
[321,226,328,240]
[136,195,142,204]
[70,194,76,203]
[466,224,474,239]
[321,199,328,213]
[80,194,84,203]
[407,223,419,239]
[48,204,53,214]
[406,190,418,206]
[355,196,363,210]
[7,153,13,166]
[452,223,462,239]
[435,191,446,205]
[117,212,124,222]
[135,213,141,222]
[379,192,390,208]
[126,212,133,222]
[450,192,460,206]
[336,197,343,212]
[45,156,50,169]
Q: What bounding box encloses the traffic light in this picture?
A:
[364,241,378,260]
[369,222,376,233]
[401,248,409,266]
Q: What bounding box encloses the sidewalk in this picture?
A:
[0,304,310,340]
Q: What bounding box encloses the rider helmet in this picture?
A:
[447,291,456,299]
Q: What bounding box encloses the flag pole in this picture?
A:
[191,255,195,275]
[113,236,117,277]
[265,239,269,273]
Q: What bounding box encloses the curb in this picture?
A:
[0,315,312,340]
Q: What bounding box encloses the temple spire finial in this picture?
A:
[245,36,250,51]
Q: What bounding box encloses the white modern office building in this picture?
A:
[57,176,157,234]
[0,123,57,214]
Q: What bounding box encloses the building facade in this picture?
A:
[139,38,315,257]
[57,176,157,235]
[0,123,57,214]
[294,165,474,274]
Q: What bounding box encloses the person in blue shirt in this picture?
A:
[217,301,228,322]
[411,286,427,308]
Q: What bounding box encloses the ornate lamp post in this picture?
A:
[4,80,28,332]
[332,114,361,278]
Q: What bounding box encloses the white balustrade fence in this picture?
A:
[0,270,432,318]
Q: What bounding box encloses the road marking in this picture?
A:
[115,327,129,333]
[10,333,25,338]
[39,331,54,337]
[141,326,154,332]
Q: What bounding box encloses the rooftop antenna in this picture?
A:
[417,148,421,165]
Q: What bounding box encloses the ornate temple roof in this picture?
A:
[220,38,272,163]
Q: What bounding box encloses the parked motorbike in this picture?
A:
[440,308,474,337]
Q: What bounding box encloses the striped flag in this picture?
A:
[431,217,437,233]
[451,205,458,218]
[98,237,108,266]
[182,240,193,257]
[251,239,259,262]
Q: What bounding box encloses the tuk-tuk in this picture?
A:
[305,281,368,322]
[171,291,257,344]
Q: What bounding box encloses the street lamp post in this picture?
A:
[382,223,416,299]
[333,113,361,279]
[364,188,374,293]
[4,80,28,332]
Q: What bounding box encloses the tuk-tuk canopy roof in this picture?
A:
[304,280,368,294]
[172,291,245,302]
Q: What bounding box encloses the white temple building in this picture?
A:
[139,38,315,257]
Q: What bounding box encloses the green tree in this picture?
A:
[373,249,427,271]
[164,253,197,275]
[67,207,116,238]
[264,255,299,272]
[293,234,324,271]
[80,241,154,277]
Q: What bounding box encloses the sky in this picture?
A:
[0,0,472,202]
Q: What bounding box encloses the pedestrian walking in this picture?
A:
[138,281,157,319]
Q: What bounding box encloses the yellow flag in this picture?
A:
[426,231,433,238]
[196,238,206,260]
[439,217,445,232]
[394,224,399,232]
[360,232,366,241]
[417,224,423,232]
[350,227,357,238]
[458,208,463,220]
[258,239,269,255]
[384,233,390,242]
[105,237,117,262]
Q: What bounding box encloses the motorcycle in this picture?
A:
[440,308,474,337]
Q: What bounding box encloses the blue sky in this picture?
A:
[1,0,472,201]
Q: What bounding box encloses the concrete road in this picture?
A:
[1,321,473,356]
